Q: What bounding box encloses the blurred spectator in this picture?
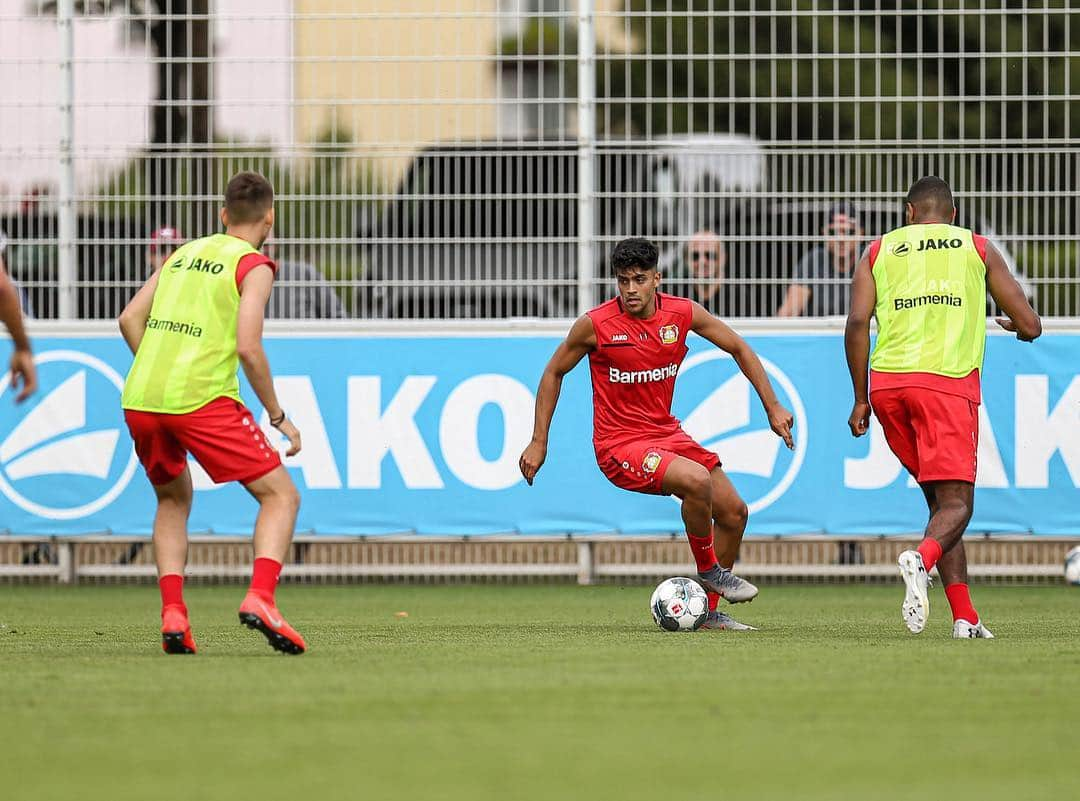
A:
[8,186,54,317]
[776,202,864,317]
[666,229,729,315]
[147,226,184,274]
[0,228,34,319]
[0,228,37,402]
[263,238,345,319]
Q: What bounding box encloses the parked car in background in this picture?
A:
[355,136,766,318]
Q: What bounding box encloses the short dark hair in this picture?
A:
[906,176,954,213]
[826,201,861,230]
[224,171,274,224]
[610,237,659,274]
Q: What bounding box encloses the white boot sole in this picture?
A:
[897,552,929,634]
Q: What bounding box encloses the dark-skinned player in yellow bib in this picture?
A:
[846,176,1041,639]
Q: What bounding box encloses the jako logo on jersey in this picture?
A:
[610,333,628,342]
[674,350,808,514]
[659,324,679,345]
[608,364,679,384]
[0,351,138,520]
[916,238,963,251]
[186,258,225,275]
[890,242,910,257]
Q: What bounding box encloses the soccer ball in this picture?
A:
[1064,546,1080,586]
[650,577,709,631]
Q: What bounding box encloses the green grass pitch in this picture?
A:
[2,583,1078,801]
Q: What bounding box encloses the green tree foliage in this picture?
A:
[603,1,1079,142]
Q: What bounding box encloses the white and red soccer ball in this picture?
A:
[650,577,709,631]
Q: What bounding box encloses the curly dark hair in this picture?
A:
[906,176,954,214]
[610,237,659,275]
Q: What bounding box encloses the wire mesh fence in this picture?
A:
[1,1,1078,321]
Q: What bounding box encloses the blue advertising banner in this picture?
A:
[0,331,1076,535]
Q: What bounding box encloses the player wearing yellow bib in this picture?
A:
[846,177,1041,639]
[119,172,307,655]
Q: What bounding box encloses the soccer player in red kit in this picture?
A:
[519,238,795,630]
[120,172,307,655]
[846,177,1041,638]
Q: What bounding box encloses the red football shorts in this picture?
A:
[596,428,721,495]
[870,387,978,484]
[124,397,282,486]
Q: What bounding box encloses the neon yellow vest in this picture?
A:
[122,233,257,413]
[870,224,986,378]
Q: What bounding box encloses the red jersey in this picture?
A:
[586,293,694,450]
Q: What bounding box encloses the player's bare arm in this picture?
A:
[775,283,811,317]
[0,262,36,402]
[519,314,596,485]
[689,302,794,449]
[844,247,876,437]
[985,242,1042,341]
[237,264,301,457]
[118,267,162,356]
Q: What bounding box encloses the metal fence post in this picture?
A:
[57,539,75,584]
[57,0,77,320]
[576,0,596,316]
[576,540,595,585]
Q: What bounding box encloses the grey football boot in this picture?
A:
[699,611,758,631]
[697,565,759,603]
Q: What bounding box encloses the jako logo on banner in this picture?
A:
[0,350,138,520]
[674,350,808,513]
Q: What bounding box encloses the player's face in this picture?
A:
[616,267,660,315]
[824,214,862,272]
[689,237,726,281]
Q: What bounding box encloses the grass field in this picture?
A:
[2,583,1078,801]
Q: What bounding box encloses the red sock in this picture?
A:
[707,592,720,612]
[945,583,978,623]
[686,533,719,573]
[159,573,186,614]
[916,538,943,572]
[249,557,282,602]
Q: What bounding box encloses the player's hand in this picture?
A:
[9,348,36,403]
[767,402,795,450]
[519,439,547,486]
[276,418,302,457]
[848,401,872,437]
[995,317,1035,342]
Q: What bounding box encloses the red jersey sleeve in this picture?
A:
[867,239,882,270]
[235,253,277,290]
[972,233,988,264]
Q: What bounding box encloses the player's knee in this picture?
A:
[281,483,301,514]
[940,495,973,524]
[716,501,748,533]
[683,467,712,504]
